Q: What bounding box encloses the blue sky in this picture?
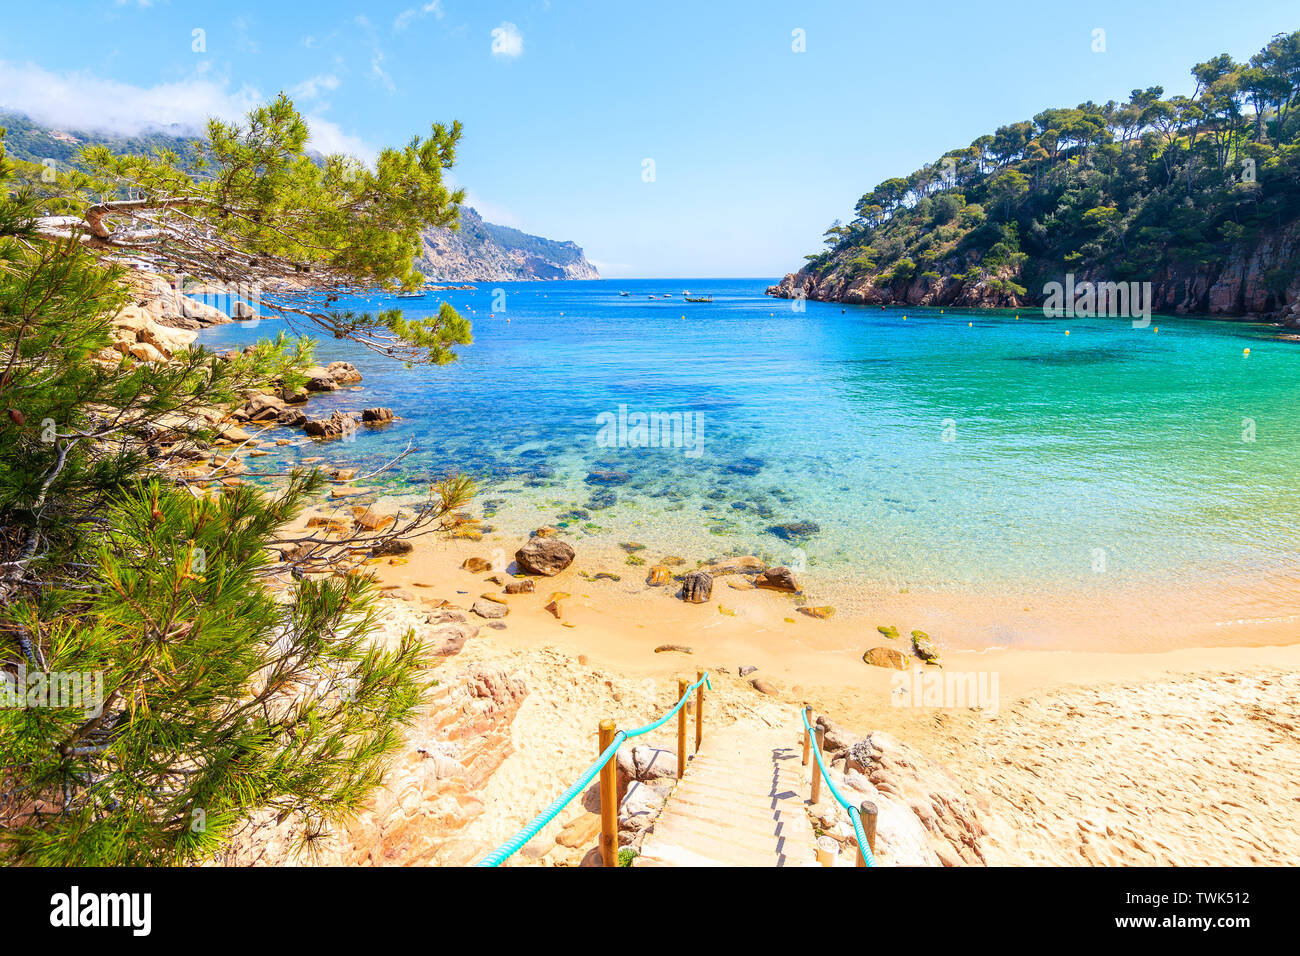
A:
[0,1,1295,277]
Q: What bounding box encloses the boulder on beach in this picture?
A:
[755,566,799,592]
[645,565,674,587]
[515,537,576,576]
[462,556,492,573]
[863,646,910,670]
[504,579,535,594]
[471,599,508,620]
[911,630,940,662]
[616,745,678,787]
[679,570,713,603]
[353,509,395,532]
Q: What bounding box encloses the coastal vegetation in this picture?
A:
[774,31,1300,317]
[0,96,474,864]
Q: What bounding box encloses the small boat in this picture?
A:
[395,290,426,299]
[618,291,630,296]
[648,295,657,299]
[684,295,713,303]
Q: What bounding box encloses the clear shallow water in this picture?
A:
[198,278,1300,606]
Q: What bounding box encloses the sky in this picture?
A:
[0,1,1295,278]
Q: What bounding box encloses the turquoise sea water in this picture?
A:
[197,278,1300,615]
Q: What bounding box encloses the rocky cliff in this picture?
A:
[416,205,598,282]
[769,219,1300,324]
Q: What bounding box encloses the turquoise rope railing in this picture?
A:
[475,672,712,867]
[801,706,875,867]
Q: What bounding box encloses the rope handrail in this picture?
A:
[800,706,875,867]
[474,671,712,867]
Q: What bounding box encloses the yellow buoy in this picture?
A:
[940,309,944,314]
[1244,347,1251,355]
[1065,330,1070,335]
[968,322,972,327]
[1154,327,1159,332]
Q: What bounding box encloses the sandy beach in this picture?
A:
[281,494,1300,867]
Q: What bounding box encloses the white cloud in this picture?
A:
[0,59,259,136]
[460,188,523,229]
[0,59,375,161]
[394,1,443,32]
[354,15,395,93]
[490,22,523,58]
[292,73,340,101]
[305,116,376,162]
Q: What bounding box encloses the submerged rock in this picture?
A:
[768,521,821,541]
[755,566,800,593]
[798,605,835,619]
[585,468,631,485]
[361,407,394,424]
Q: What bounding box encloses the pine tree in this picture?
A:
[0,98,474,864]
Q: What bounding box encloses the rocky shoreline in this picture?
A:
[768,219,1300,323]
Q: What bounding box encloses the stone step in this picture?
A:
[671,776,807,808]
[656,806,807,851]
[664,791,802,827]
[648,812,816,866]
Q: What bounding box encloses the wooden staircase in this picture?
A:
[635,721,818,867]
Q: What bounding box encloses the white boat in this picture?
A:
[395,291,426,299]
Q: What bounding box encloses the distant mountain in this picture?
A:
[416,204,598,281]
[0,110,597,282]
[0,110,202,167]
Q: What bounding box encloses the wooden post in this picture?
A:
[694,669,705,753]
[858,800,879,867]
[801,705,812,766]
[676,677,689,779]
[598,719,618,867]
[811,725,825,804]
